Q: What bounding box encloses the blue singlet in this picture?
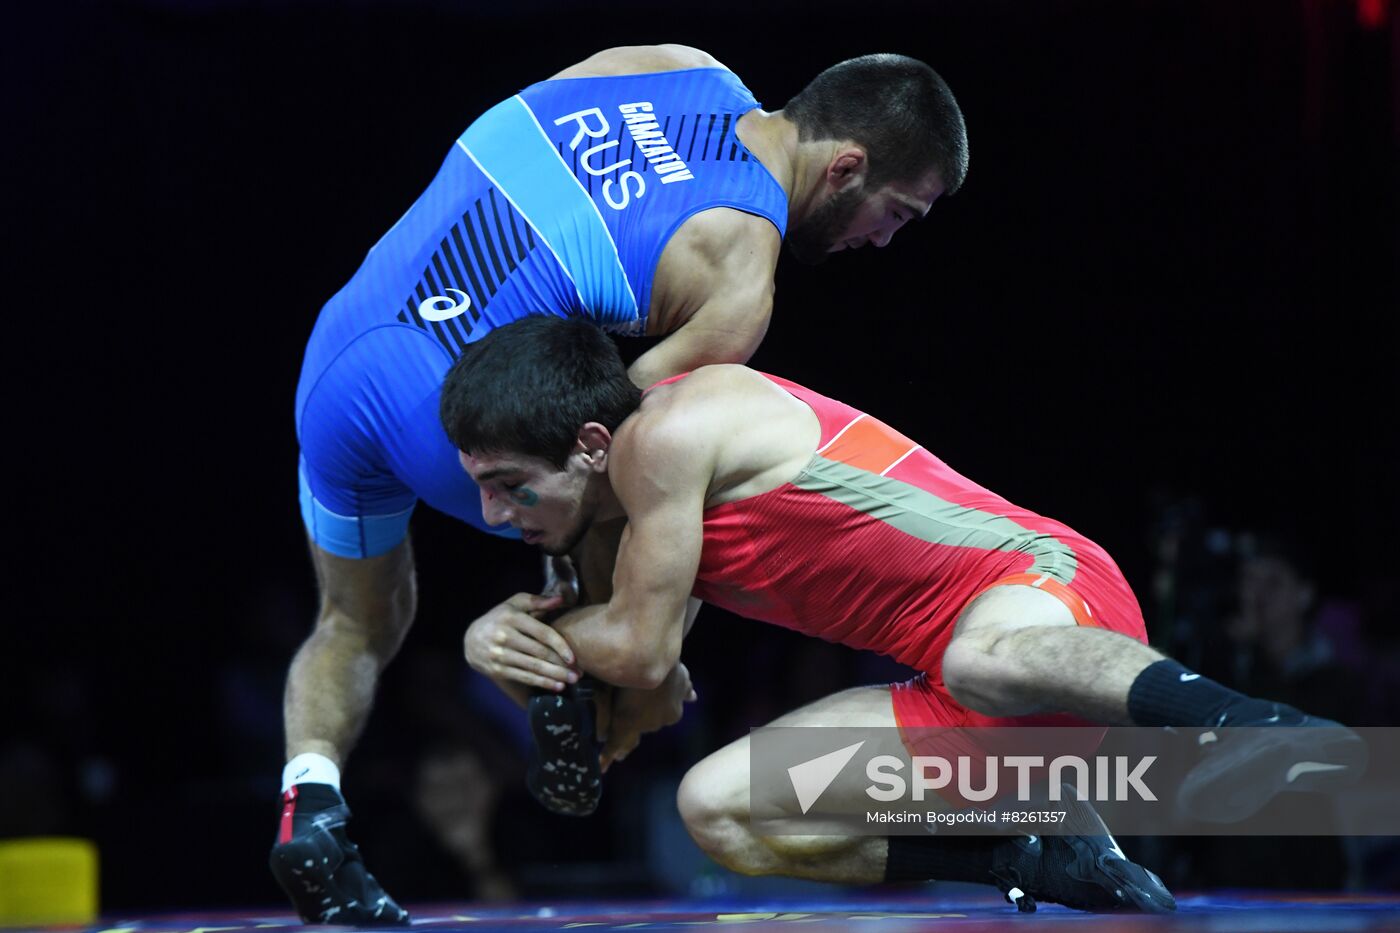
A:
[295,67,788,557]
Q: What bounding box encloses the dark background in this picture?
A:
[5,0,1398,912]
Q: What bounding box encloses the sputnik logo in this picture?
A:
[787,741,866,814]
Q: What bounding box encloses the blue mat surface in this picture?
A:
[53,893,1400,933]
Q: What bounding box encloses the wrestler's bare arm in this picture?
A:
[552,409,717,688]
[553,369,815,689]
[552,47,784,388]
[630,208,781,388]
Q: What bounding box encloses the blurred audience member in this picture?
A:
[1220,533,1366,723]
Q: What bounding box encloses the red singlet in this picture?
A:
[689,374,1149,730]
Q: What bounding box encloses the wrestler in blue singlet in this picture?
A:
[296,68,788,557]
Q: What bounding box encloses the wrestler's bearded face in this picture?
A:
[787,166,946,266]
[785,186,865,266]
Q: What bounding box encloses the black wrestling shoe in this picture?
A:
[1177,703,1367,823]
[526,679,603,816]
[988,794,1175,914]
[989,833,1176,914]
[268,784,410,926]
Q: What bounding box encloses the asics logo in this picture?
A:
[418,288,472,322]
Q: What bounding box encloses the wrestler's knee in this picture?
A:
[676,758,731,852]
[677,756,756,873]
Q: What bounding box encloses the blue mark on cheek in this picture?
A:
[515,487,540,507]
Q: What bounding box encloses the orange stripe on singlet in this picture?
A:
[818,415,920,475]
[968,572,1103,628]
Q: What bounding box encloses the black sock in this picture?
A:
[286,782,342,813]
[1126,659,1276,727]
[884,834,999,883]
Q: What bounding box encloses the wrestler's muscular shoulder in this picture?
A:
[551,46,778,341]
[550,44,727,80]
[647,208,780,337]
[617,367,820,509]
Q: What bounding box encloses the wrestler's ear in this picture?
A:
[828,146,869,192]
[576,422,613,473]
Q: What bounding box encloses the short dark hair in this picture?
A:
[784,54,969,194]
[439,315,642,468]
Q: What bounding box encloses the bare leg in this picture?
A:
[272,539,418,926]
[941,584,1164,724]
[284,538,418,765]
[677,687,895,883]
[675,680,1176,913]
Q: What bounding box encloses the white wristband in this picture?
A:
[282,752,342,793]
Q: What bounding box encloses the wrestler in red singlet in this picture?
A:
[688,374,1149,733]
